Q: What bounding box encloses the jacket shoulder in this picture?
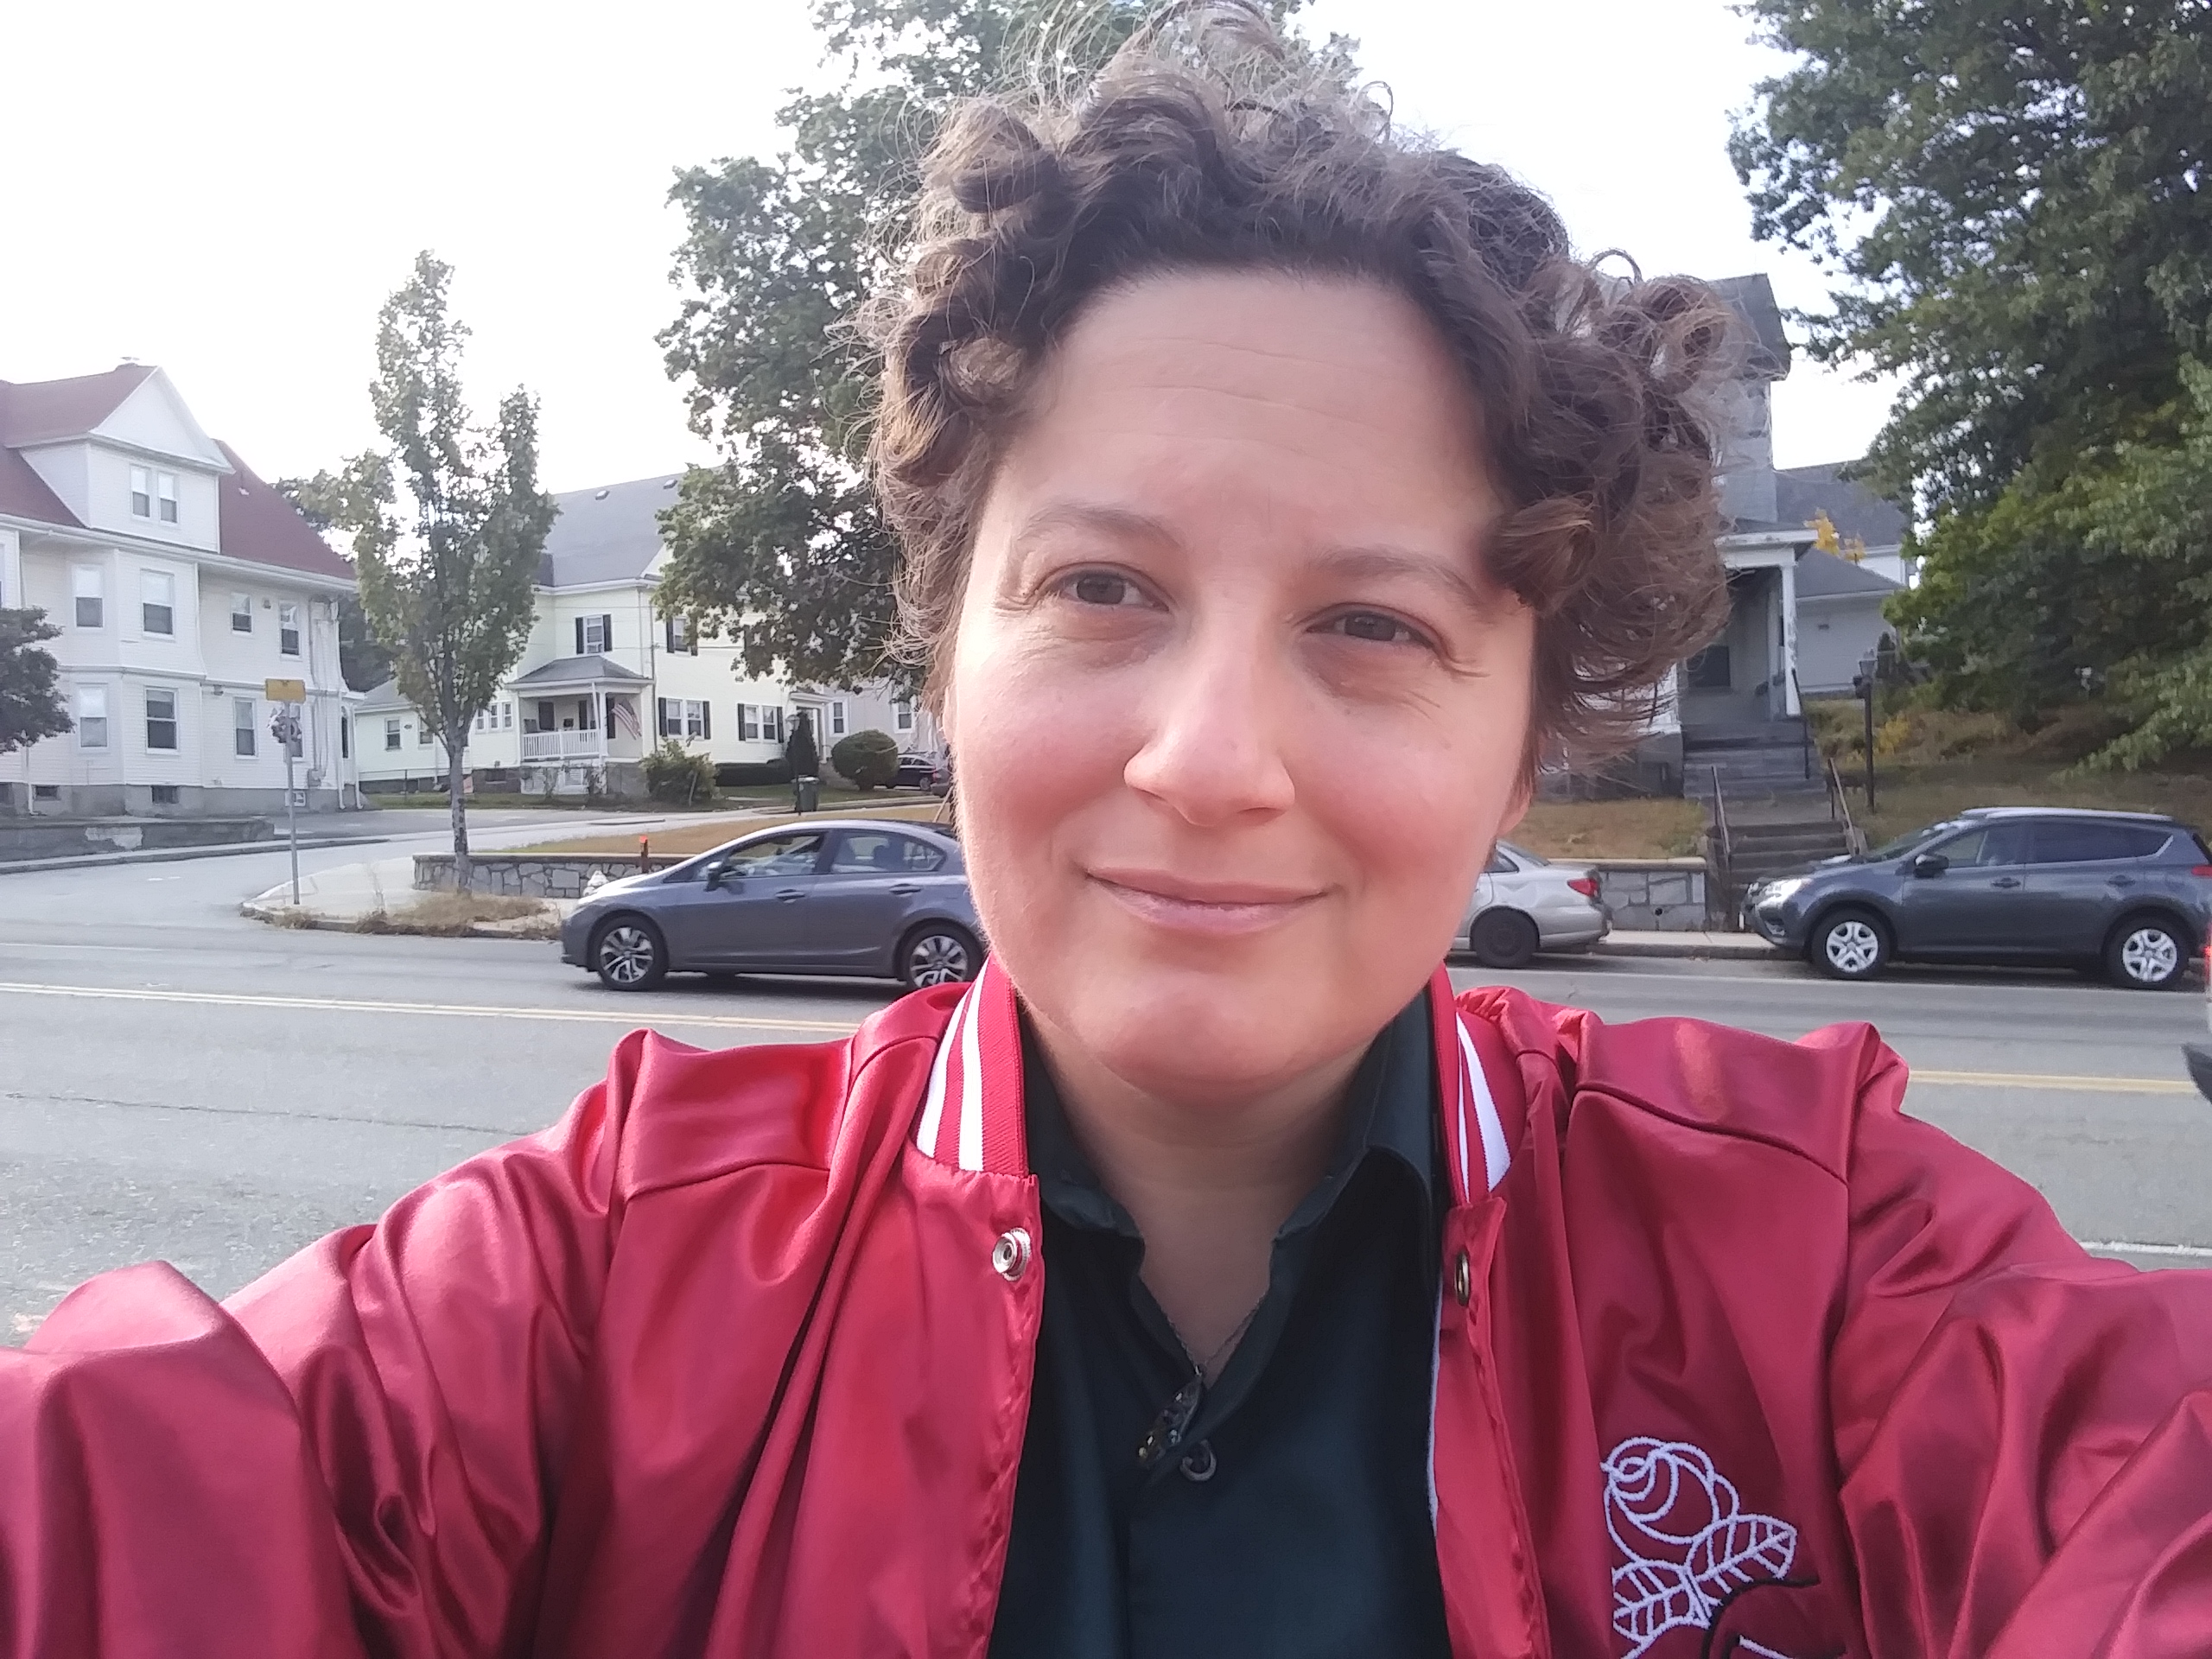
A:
[1455,982,1906,1180]
[599,984,963,1202]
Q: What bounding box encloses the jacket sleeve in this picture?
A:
[1823,1027,2212,1657]
[0,1030,649,1659]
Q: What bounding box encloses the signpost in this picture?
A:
[265,678,307,906]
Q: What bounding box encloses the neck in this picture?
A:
[1028,1011,1363,1379]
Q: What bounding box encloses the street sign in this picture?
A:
[264,677,307,703]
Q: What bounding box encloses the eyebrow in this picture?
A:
[1316,544,1499,618]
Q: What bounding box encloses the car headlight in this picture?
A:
[1754,876,1810,906]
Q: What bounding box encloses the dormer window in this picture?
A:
[130,466,151,518]
[156,472,178,523]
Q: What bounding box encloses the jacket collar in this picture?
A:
[911,960,1513,1200]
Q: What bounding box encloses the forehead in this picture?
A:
[995,269,1496,538]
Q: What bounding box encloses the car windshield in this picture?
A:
[1865,819,1967,861]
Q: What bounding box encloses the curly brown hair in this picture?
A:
[868,3,1732,763]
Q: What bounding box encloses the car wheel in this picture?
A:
[1468,908,1540,970]
[1809,908,1889,980]
[899,923,980,990]
[2105,915,2189,990]
[592,916,668,991]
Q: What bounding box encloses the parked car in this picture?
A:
[1741,806,2212,988]
[562,818,982,992]
[895,753,938,788]
[1460,841,1609,968]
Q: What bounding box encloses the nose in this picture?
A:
[1121,611,1296,827]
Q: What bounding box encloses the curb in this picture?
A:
[1590,935,1782,961]
[0,835,390,876]
[238,899,557,941]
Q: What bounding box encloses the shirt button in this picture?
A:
[1179,1443,1217,1483]
[990,1227,1032,1281]
[1452,1249,1472,1306]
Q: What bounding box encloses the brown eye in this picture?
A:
[1069,572,1136,607]
[1324,610,1425,646]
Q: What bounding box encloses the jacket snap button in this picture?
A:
[991,1228,1032,1282]
[1452,1249,1472,1306]
[1179,1443,1217,1483]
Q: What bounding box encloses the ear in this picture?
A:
[1498,772,1533,837]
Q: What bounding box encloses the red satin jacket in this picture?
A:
[7,965,2211,1657]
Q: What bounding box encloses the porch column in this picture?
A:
[1779,557,1800,715]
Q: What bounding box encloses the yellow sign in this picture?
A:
[264,677,307,703]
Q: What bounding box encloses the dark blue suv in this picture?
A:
[1742,807,2212,988]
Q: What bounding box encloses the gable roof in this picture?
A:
[1708,274,1791,380]
[0,444,78,527]
[1796,545,1901,599]
[510,653,652,687]
[1777,461,1911,551]
[0,365,160,447]
[537,474,684,588]
[213,442,356,582]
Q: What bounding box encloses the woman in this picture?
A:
[8,12,2210,1658]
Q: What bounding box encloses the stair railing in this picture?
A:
[1789,670,1813,779]
[1708,766,1735,929]
[1825,754,1866,855]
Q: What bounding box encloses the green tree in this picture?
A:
[786,708,820,779]
[334,253,556,887]
[655,0,1330,689]
[1732,2,2212,744]
[830,726,901,790]
[275,472,395,692]
[0,607,71,757]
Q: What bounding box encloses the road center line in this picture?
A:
[0,980,864,1034]
[1910,1068,2196,1095]
[2079,1240,2212,1259]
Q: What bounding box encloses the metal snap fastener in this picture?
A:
[991,1227,1032,1281]
[1179,1443,1217,1483]
[1452,1249,1472,1306]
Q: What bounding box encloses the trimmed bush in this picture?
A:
[786,709,821,779]
[640,739,715,804]
[714,759,793,787]
[830,727,900,790]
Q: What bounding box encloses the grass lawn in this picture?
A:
[505,799,954,857]
[366,785,932,815]
[1514,797,1706,861]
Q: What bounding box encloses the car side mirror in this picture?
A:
[702,861,727,892]
[1910,852,1948,878]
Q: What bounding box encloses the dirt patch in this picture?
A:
[1516,798,1705,861]
[347,893,561,939]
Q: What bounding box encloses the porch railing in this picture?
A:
[522,730,610,762]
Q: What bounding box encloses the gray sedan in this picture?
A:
[561,818,983,992]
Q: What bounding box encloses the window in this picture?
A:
[32,785,59,802]
[233,698,257,758]
[499,701,512,728]
[681,699,709,739]
[149,785,179,805]
[384,718,402,751]
[664,614,697,655]
[1684,645,1731,690]
[278,601,301,656]
[130,465,151,518]
[140,570,175,636]
[828,830,946,874]
[2031,821,2171,864]
[417,721,432,746]
[1932,823,2033,868]
[739,703,760,741]
[144,689,178,751]
[893,699,914,733]
[156,472,179,524]
[765,706,783,743]
[575,613,612,655]
[1485,849,1518,875]
[726,831,825,877]
[73,567,103,629]
[830,700,848,736]
[232,593,253,632]
[474,709,486,733]
[77,686,108,750]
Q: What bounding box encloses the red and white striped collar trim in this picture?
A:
[912,958,1513,1198]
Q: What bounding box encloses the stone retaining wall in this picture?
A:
[414,854,680,898]
[1586,858,1708,931]
[0,816,273,861]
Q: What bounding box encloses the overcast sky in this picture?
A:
[3,0,1896,495]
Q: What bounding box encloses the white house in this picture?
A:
[1777,461,1916,589]
[352,474,944,796]
[0,365,358,817]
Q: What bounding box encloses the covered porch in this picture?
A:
[1679,533,1808,733]
[510,655,649,766]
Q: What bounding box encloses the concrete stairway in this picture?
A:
[1706,797,1855,921]
[1682,718,1824,804]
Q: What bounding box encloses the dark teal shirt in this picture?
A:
[988,995,1452,1657]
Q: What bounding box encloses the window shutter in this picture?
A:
[664,618,674,652]
[701,702,711,739]
[574,617,585,656]
[600,614,613,652]
[657,697,670,736]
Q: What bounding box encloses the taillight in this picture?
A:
[2193,866,2212,878]
[1568,875,1600,899]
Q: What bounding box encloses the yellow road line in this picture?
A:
[0,981,862,1034]
[1912,1068,2196,1095]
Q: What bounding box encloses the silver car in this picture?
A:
[561,818,982,992]
[1459,840,1609,968]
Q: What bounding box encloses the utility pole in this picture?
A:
[1854,653,1877,816]
[267,677,307,906]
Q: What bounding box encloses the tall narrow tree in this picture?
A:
[0,607,71,757]
[341,253,556,887]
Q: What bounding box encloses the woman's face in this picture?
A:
[945,270,1536,1108]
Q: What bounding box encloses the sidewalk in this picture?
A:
[0,832,388,876]
[1593,929,1780,960]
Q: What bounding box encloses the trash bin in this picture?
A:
[793,775,820,814]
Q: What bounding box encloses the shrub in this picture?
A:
[830,728,900,790]
[640,738,715,804]
[786,709,821,779]
[715,759,793,787]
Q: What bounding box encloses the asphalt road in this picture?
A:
[5,835,2210,1338]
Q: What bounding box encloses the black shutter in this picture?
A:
[663,618,674,652]
[574,617,585,656]
[701,702,711,739]
[600,614,613,653]
[657,697,670,736]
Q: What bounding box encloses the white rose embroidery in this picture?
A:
[1603,1437,1800,1658]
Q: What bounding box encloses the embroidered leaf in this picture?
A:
[1611,1559,1707,1657]
[1686,1511,1799,1601]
